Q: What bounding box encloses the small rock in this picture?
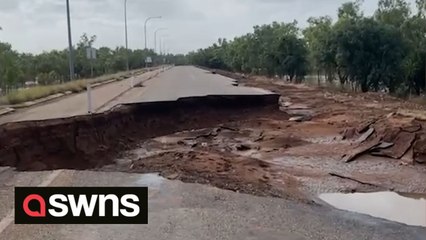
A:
[289,116,305,122]
[282,102,292,107]
[236,144,251,151]
[399,162,409,166]
[166,173,179,180]
[178,139,198,148]
[254,135,265,142]
[289,116,303,122]
[412,135,426,163]
[415,154,426,164]
[386,112,395,119]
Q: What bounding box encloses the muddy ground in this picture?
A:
[100,71,426,202]
[3,69,426,202]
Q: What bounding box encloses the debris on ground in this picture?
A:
[236,144,251,151]
[128,150,289,198]
[329,173,381,188]
[371,132,415,159]
[289,116,305,122]
[105,73,426,201]
[342,137,381,163]
[413,136,426,164]
[339,112,426,163]
[5,69,426,202]
[355,127,375,144]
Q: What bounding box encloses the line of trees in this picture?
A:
[188,0,426,96]
[0,33,186,94]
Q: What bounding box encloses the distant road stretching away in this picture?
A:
[0,66,273,124]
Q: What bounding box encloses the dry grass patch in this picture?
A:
[0,69,146,105]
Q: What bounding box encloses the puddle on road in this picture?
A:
[320,192,426,227]
[135,173,165,189]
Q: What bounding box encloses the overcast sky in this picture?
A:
[0,0,417,54]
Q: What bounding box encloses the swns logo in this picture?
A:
[15,187,148,224]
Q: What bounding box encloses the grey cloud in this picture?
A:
[0,0,407,54]
[0,0,20,12]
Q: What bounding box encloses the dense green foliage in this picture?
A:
[188,0,426,95]
[0,33,179,93]
[188,22,308,81]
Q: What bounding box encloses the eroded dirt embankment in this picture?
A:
[0,94,279,171]
[4,69,426,202]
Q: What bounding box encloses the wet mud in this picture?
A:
[2,68,426,203]
[0,94,279,171]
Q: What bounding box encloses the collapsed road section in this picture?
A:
[2,65,426,206]
[0,94,279,171]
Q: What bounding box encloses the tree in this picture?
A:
[188,21,308,81]
[333,17,405,92]
[75,33,97,77]
[376,0,411,27]
[276,34,308,81]
[303,16,335,83]
[0,36,167,93]
[338,0,364,20]
[5,0,426,98]
[0,43,23,91]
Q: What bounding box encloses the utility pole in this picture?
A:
[124,0,129,71]
[159,37,162,55]
[66,0,75,81]
[144,16,161,50]
[85,45,96,114]
[160,36,168,54]
[163,40,166,55]
[154,28,166,54]
[89,48,94,78]
[160,36,167,65]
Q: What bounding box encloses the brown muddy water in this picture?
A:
[320,192,426,227]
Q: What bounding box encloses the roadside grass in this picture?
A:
[3,80,86,105]
[0,69,145,105]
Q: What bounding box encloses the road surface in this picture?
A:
[100,65,272,111]
[0,168,424,240]
[0,69,162,124]
[0,66,274,124]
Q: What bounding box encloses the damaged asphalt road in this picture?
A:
[0,169,424,240]
[0,66,426,239]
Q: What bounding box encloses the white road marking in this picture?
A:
[0,213,13,234]
[39,170,63,187]
[0,170,63,234]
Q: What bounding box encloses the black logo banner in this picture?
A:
[15,187,148,224]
